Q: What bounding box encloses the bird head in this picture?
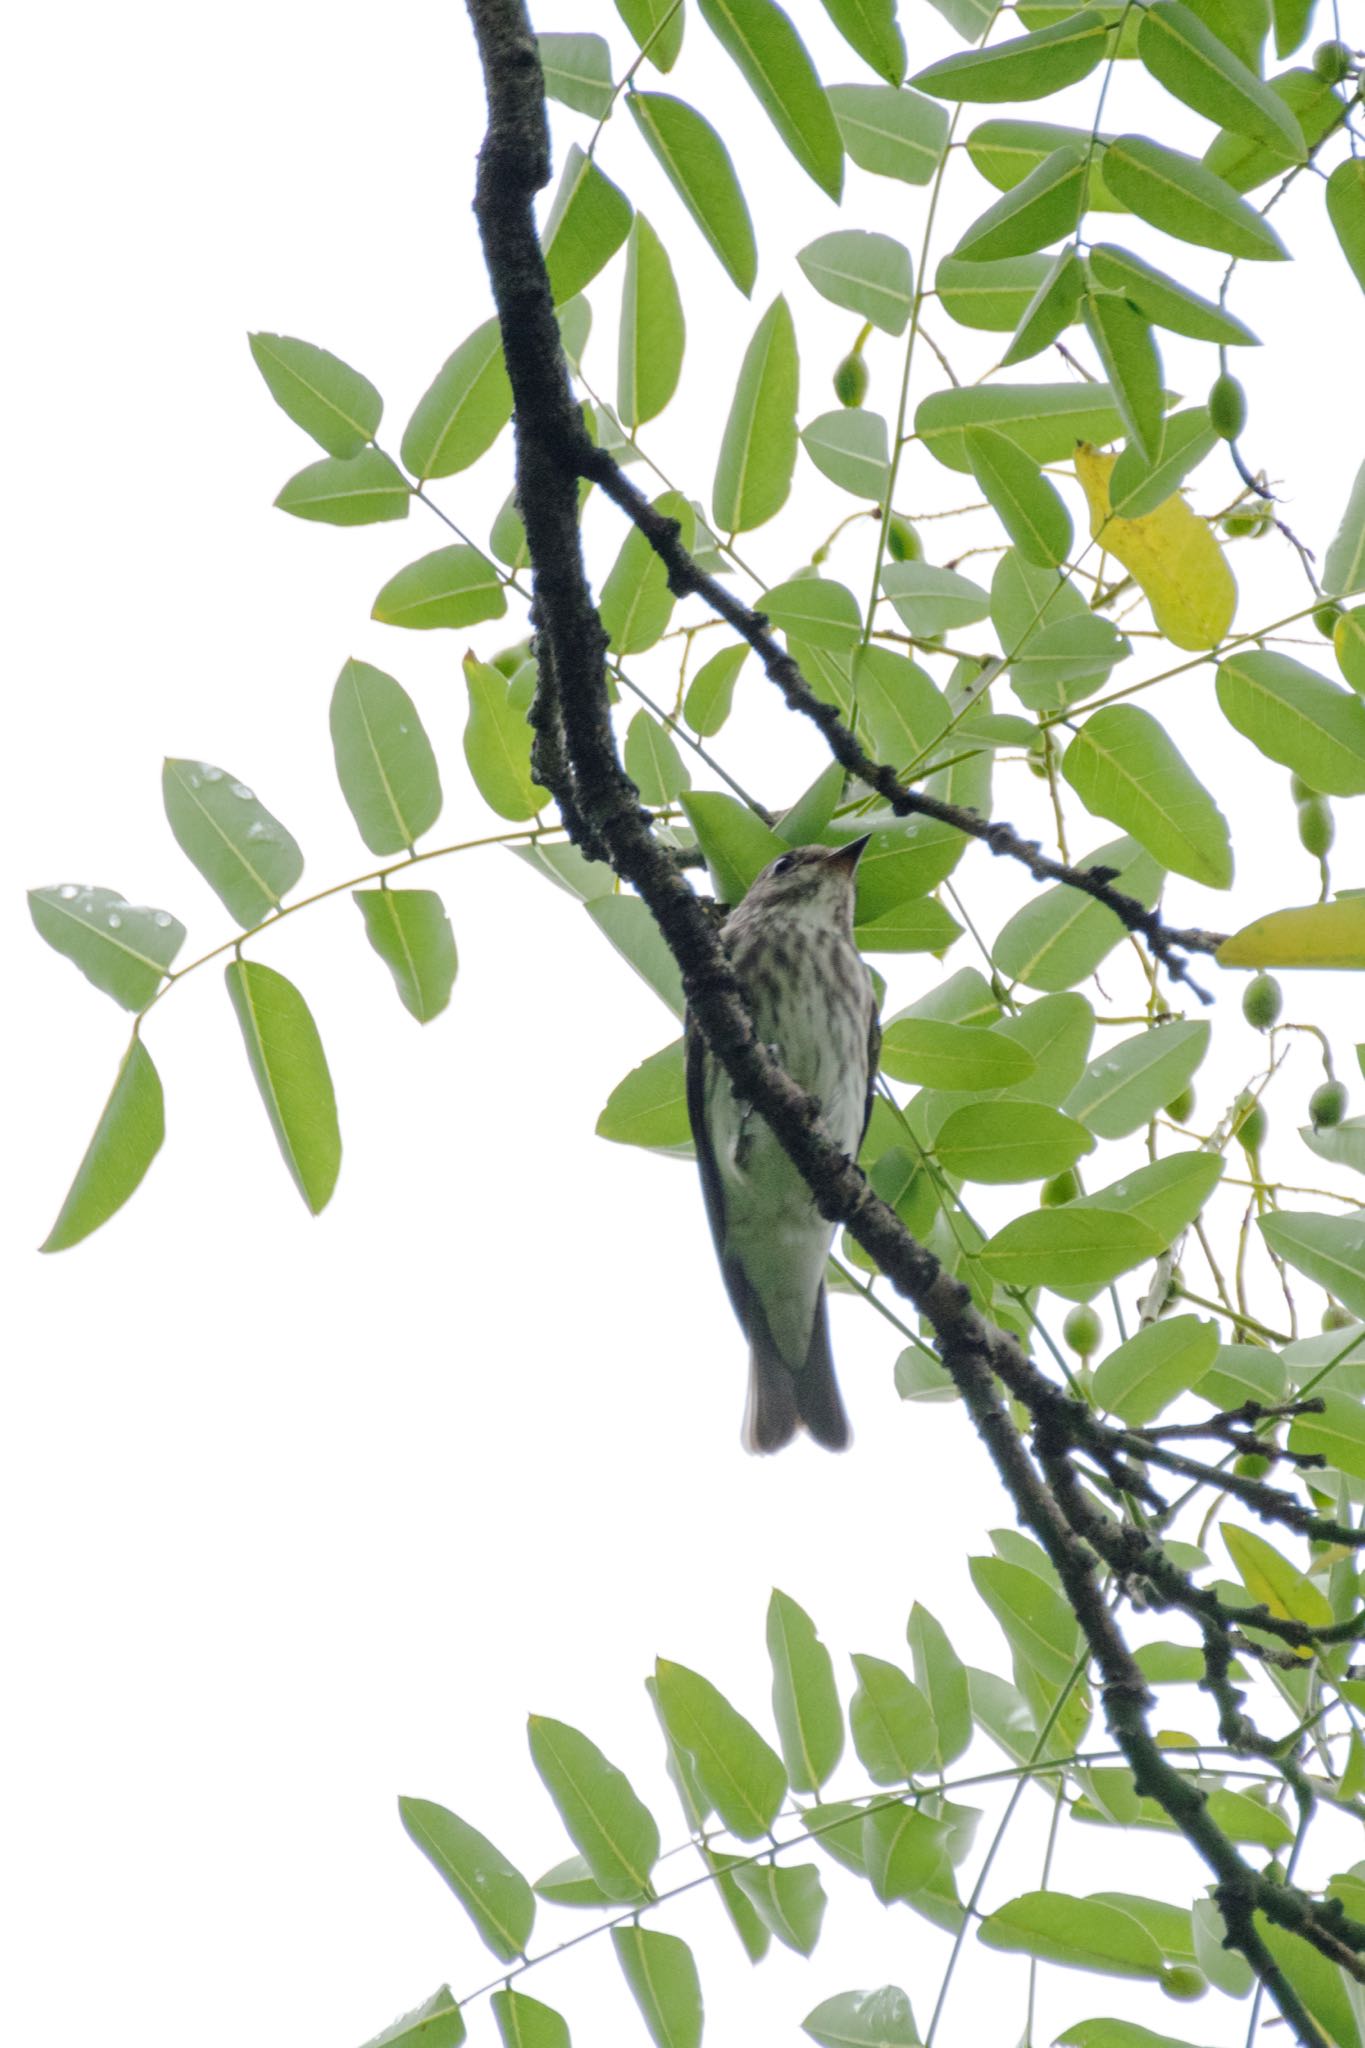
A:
[734,835,871,929]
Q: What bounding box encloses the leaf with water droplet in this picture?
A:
[41,1038,165,1252]
[163,760,304,926]
[330,659,443,854]
[29,885,184,1009]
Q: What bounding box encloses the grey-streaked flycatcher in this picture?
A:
[686,837,879,1453]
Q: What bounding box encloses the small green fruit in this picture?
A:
[491,639,533,677]
[1335,607,1365,691]
[1314,39,1353,82]
[1323,1303,1356,1332]
[1233,1453,1272,1481]
[1165,1085,1195,1122]
[1315,602,1345,639]
[1310,1079,1347,1128]
[1063,1304,1102,1358]
[1209,373,1247,441]
[1237,1100,1267,1152]
[886,514,922,563]
[833,352,869,407]
[1242,972,1283,1030]
[1221,511,1270,538]
[1041,1168,1079,1207]
[1160,1965,1207,2002]
[1290,772,1318,803]
[1026,733,1050,780]
[1298,796,1335,858]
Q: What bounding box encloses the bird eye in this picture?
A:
[772,854,796,876]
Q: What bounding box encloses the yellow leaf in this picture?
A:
[1218,898,1365,969]
[1074,443,1236,652]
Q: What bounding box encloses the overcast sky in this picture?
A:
[7,3,1365,2046]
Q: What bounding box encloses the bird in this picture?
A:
[685,837,880,1453]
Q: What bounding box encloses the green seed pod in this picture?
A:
[1164,1085,1195,1122]
[833,352,869,408]
[1041,1168,1079,1207]
[1237,1100,1267,1152]
[886,514,922,563]
[1242,972,1283,1030]
[1310,1079,1347,1128]
[1289,772,1318,803]
[1314,39,1353,83]
[1323,1302,1356,1332]
[1298,796,1335,858]
[1221,511,1270,539]
[1063,1303,1102,1358]
[1209,372,1247,441]
[1315,602,1344,639]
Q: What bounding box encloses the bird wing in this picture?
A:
[685,1010,729,1266]
[861,1002,882,1149]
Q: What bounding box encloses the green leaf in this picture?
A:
[935,1101,1093,1183]
[732,1861,826,1954]
[828,83,947,184]
[274,446,409,525]
[965,426,1071,567]
[619,216,686,428]
[586,896,685,1016]
[981,1891,1165,1977]
[1262,1211,1365,1324]
[462,655,547,821]
[1082,293,1165,464]
[685,644,748,735]
[1222,1523,1334,1631]
[801,408,890,499]
[615,0,684,71]
[777,762,846,847]
[1328,157,1365,298]
[1087,244,1258,345]
[611,1926,702,2048]
[697,0,843,199]
[624,711,691,806]
[653,1657,787,1838]
[713,297,799,532]
[40,1039,165,1253]
[761,575,862,649]
[915,381,1144,473]
[981,1207,1164,1289]
[880,563,990,635]
[399,1798,534,1963]
[601,491,696,652]
[797,230,912,334]
[540,144,632,303]
[1337,607,1365,691]
[804,1986,920,2048]
[597,1038,692,1155]
[682,791,785,903]
[1062,706,1231,887]
[938,252,1060,332]
[224,960,341,1214]
[527,1715,660,1902]
[627,92,756,294]
[1065,1020,1210,1139]
[330,659,442,853]
[1325,460,1365,599]
[970,1555,1081,1689]
[490,1990,566,2048]
[1217,650,1365,793]
[248,332,381,457]
[362,1987,466,2048]
[853,646,949,768]
[512,841,615,903]
[401,320,512,481]
[952,144,1087,262]
[701,1848,771,1960]
[1058,2022,1205,2048]
[880,1019,1036,1090]
[162,758,303,927]
[29,885,184,1011]
[1139,5,1305,158]
[1107,404,1218,520]
[1092,1316,1218,1425]
[537,31,614,118]
[818,0,904,83]
[926,0,994,37]
[353,889,457,1024]
[912,12,1108,100]
[992,835,1162,992]
[965,117,1123,211]
[1085,1151,1223,1247]
[1178,0,1269,68]
[849,1654,937,1782]
[907,1602,972,1767]
[1272,0,1314,56]
[1289,1390,1365,1482]
[1204,65,1342,193]
[767,1590,843,1792]
[856,899,963,955]
[1000,246,1086,366]
[1101,135,1289,259]
[371,545,505,631]
[863,1802,954,1903]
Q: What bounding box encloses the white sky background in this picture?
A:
[5,2,1365,2045]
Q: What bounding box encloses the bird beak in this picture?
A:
[824,834,871,873]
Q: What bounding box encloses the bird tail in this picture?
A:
[742,1285,850,1454]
